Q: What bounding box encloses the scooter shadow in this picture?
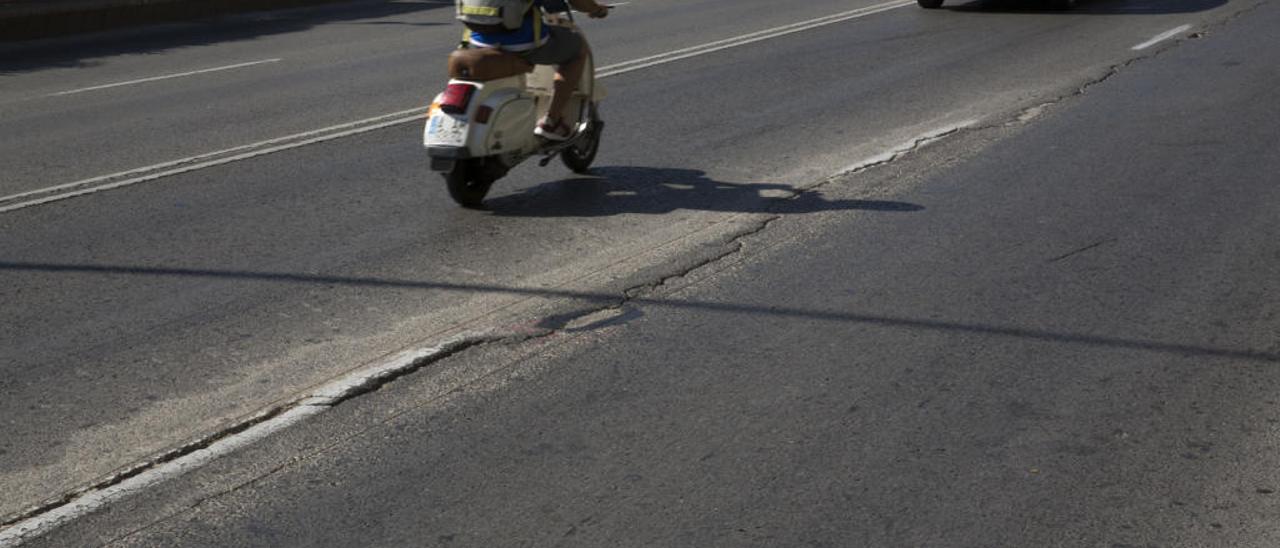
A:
[483,166,924,218]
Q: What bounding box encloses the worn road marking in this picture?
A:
[0,340,475,548]
[839,120,979,174]
[2,0,913,215]
[1132,24,1192,50]
[0,406,325,548]
[47,59,283,97]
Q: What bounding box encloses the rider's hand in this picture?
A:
[588,3,609,18]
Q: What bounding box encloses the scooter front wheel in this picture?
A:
[444,160,493,209]
[561,118,604,175]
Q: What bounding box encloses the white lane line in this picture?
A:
[0,115,424,214]
[4,1,913,214]
[0,108,423,213]
[47,58,283,97]
[0,340,468,548]
[599,0,914,78]
[1132,24,1192,51]
[0,405,325,548]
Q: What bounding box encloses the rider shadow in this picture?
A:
[483,166,924,218]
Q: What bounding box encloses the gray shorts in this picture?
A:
[521,25,583,65]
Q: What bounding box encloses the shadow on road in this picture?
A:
[484,166,924,218]
[1,260,1276,364]
[942,0,1227,14]
[0,0,450,75]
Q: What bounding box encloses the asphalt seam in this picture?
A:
[96,228,782,546]
[1,215,778,544]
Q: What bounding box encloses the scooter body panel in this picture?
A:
[425,74,551,170]
[485,93,540,157]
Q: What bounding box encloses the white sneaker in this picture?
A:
[534,118,572,141]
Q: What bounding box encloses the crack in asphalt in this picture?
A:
[1049,238,1119,264]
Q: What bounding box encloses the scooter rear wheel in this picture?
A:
[444,160,493,209]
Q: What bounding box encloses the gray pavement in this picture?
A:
[28,0,1280,544]
[0,0,366,41]
[1,0,1274,542]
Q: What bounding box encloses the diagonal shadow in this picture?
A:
[2,260,1277,363]
[484,166,924,218]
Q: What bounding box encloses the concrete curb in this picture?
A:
[0,0,359,41]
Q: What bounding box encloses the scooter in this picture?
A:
[424,4,607,208]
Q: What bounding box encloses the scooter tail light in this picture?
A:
[439,83,476,115]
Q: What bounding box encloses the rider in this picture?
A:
[464,0,609,141]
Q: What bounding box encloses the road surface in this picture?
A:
[1,0,1275,544]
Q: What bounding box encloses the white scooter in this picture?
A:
[424,5,607,208]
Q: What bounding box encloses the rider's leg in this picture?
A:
[527,26,587,140]
[548,39,590,125]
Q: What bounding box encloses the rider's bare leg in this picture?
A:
[547,39,591,126]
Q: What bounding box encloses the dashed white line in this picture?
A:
[1132,24,1192,51]
[47,58,283,97]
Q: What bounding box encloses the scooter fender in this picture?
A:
[478,88,539,158]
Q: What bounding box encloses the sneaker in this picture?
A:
[534,117,573,141]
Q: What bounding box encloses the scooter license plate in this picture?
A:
[426,112,468,147]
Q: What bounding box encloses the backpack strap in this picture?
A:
[532,8,542,45]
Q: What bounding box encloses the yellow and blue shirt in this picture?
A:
[467,0,548,52]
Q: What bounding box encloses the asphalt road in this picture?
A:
[1,0,1273,542]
